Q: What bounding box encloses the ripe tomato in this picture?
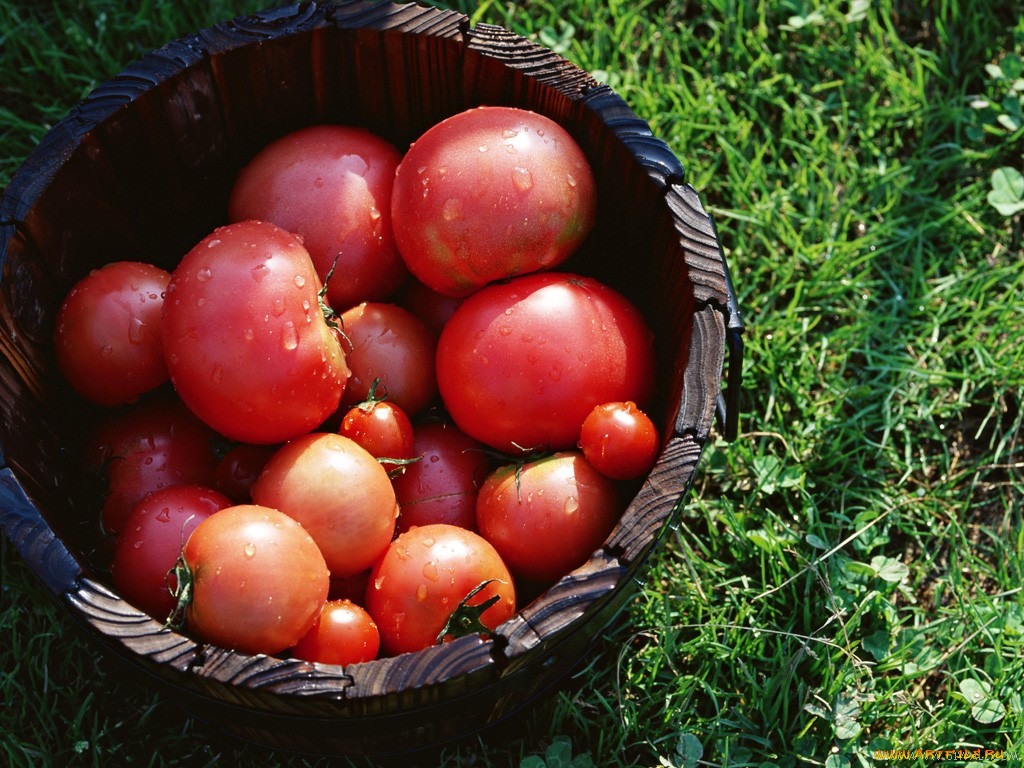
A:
[161,220,350,444]
[111,484,232,621]
[476,451,621,584]
[54,261,170,406]
[228,124,406,310]
[337,302,437,418]
[290,599,380,665]
[436,272,656,454]
[213,443,277,503]
[579,401,660,480]
[87,398,220,534]
[396,277,463,337]
[251,433,398,578]
[181,504,330,656]
[365,523,516,656]
[392,106,597,297]
[338,394,415,474]
[391,420,492,535]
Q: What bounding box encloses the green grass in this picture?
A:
[3,0,1024,766]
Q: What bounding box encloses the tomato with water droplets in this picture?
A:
[161,220,350,444]
[364,523,516,656]
[290,599,380,665]
[180,504,330,656]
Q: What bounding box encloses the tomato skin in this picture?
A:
[476,451,621,584]
[392,106,597,297]
[339,399,415,474]
[54,261,170,406]
[579,401,659,480]
[161,220,350,445]
[391,420,492,535]
[252,433,398,578]
[111,485,232,621]
[435,272,656,454]
[396,277,463,337]
[183,504,330,656]
[88,398,220,534]
[290,599,380,665]
[228,125,406,310]
[213,443,277,503]
[337,302,437,418]
[365,523,516,656]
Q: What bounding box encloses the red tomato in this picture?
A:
[391,420,493,535]
[476,451,621,584]
[337,302,437,417]
[161,221,350,444]
[579,401,659,480]
[392,106,597,297]
[290,599,380,665]
[251,433,398,578]
[435,272,656,454]
[87,398,220,534]
[396,277,463,337]
[228,124,406,310]
[213,443,277,503]
[182,504,330,655]
[111,484,232,621]
[365,524,516,656]
[54,261,170,406]
[339,396,415,474]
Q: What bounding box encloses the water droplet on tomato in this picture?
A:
[511,167,533,191]
[416,584,428,601]
[101,345,114,356]
[442,197,463,221]
[294,274,306,288]
[196,268,212,282]
[251,264,268,282]
[498,325,512,336]
[128,316,145,344]
[271,298,286,317]
[537,128,545,137]
[566,173,577,188]
[429,455,440,463]
[280,322,299,351]
[314,176,324,188]
[156,507,171,523]
[243,328,255,341]
[207,239,221,249]
[369,206,381,222]
[563,496,579,515]
[244,542,256,557]
[477,144,488,152]
[502,129,518,139]
[422,561,439,581]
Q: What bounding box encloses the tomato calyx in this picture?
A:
[436,579,503,643]
[165,514,198,630]
[317,256,352,348]
[356,377,389,413]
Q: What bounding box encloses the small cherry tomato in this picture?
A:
[365,523,516,656]
[181,504,330,656]
[290,599,380,665]
[578,401,659,480]
[339,386,415,474]
[476,451,621,584]
[112,485,232,621]
[54,261,171,406]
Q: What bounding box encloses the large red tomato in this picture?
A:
[337,302,437,417]
[54,261,170,406]
[181,504,330,655]
[476,451,621,584]
[228,124,406,310]
[435,272,656,453]
[391,106,597,297]
[251,433,398,578]
[365,523,516,656]
[161,220,350,444]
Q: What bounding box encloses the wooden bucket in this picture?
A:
[0,0,743,757]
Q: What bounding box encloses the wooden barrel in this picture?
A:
[0,0,743,757]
